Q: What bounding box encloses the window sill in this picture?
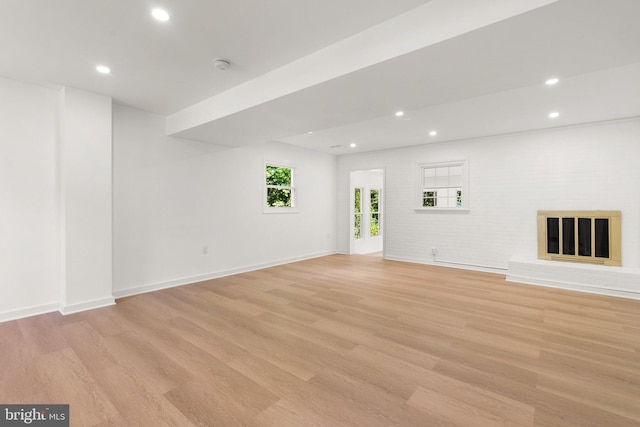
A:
[414,207,470,213]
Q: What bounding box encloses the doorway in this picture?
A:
[350,169,384,255]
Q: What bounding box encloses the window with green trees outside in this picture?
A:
[266,165,295,208]
[370,189,380,236]
[354,188,362,238]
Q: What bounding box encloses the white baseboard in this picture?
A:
[384,255,507,275]
[0,302,59,323]
[58,296,116,315]
[505,274,640,300]
[507,256,640,300]
[382,255,640,300]
[2,251,337,322]
[113,250,337,299]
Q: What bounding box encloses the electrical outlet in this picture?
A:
[431,247,437,255]
[202,245,208,255]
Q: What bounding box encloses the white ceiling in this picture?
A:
[0,0,430,114]
[2,0,640,155]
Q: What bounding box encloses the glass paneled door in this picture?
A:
[350,169,384,254]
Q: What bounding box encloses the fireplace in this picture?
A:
[537,210,621,266]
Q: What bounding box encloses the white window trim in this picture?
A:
[263,161,299,214]
[414,159,469,212]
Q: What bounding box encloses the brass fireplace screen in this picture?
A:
[537,210,621,266]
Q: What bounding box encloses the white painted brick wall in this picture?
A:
[338,118,640,272]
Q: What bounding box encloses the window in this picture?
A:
[354,188,362,239]
[370,189,380,236]
[420,161,466,209]
[265,164,295,209]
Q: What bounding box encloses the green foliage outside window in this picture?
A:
[370,189,380,236]
[370,215,379,236]
[266,166,293,207]
[423,190,436,207]
[354,188,362,238]
[422,189,462,207]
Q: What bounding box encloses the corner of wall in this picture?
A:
[58,297,116,316]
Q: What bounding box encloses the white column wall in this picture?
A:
[0,77,59,320]
[58,87,114,313]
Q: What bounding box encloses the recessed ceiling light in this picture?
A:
[96,65,111,74]
[350,143,357,148]
[307,131,313,134]
[395,111,404,117]
[548,111,560,118]
[152,8,170,22]
[429,130,438,136]
[545,77,559,86]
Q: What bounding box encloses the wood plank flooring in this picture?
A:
[1,254,639,426]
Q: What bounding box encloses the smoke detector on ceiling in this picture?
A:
[213,58,231,71]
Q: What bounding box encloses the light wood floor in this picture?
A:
[2,255,640,426]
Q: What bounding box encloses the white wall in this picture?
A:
[112,105,337,296]
[337,118,640,271]
[0,77,59,319]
